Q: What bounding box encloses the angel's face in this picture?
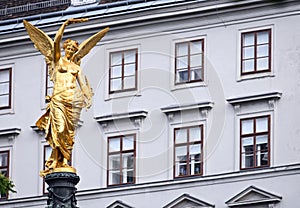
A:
[65,41,78,58]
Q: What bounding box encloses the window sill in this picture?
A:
[105,90,141,101]
[0,108,14,115]
[237,73,275,82]
[170,81,207,91]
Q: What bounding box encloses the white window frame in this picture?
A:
[0,64,14,115]
[105,129,139,187]
[237,25,274,81]
[235,110,275,171]
[171,35,207,91]
[170,120,207,178]
[105,44,141,101]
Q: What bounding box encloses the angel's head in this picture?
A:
[63,39,79,59]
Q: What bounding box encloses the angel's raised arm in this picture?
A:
[53,18,88,63]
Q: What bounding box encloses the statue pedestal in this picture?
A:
[45,172,80,208]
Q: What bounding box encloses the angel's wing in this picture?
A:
[23,20,54,65]
[72,27,109,65]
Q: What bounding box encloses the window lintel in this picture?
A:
[0,127,21,137]
[95,110,148,123]
[161,101,213,114]
[227,91,281,106]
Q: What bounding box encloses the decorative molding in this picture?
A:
[95,110,148,128]
[163,193,215,208]
[107,200,133,208]
[0,127,21,137]
[226,185,282,207]
[161,102,213,120]
[227,91,282,105]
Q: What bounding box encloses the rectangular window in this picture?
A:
[43,145,52,194]
[240,115,270,169]
[175,39,204,84]
[0,150,9,200]
[241,29,271,75]
[0,68,12,109]
[109,49,138,93]
[45,66,53,98]
[174,125,203,178]
[107,134,135,186]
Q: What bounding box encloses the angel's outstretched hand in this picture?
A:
[66,18,88,26]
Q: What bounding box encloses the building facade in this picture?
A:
[0,0,299,207]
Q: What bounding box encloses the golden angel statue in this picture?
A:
[23,18,109,177]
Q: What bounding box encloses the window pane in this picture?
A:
[242,59,254,73]
[242,137,254,153]
[122,153,134,169]
[0,83,9,95]
[257,152,269,166]
[176,70,188,83]
[190,68,202,81]
[175,146,187,176]
[176,56,188,69]
[124,50,136,64]
[189,127,201,142]
[257,57,269,71]
[190,41,202,54]
[242,153,254,168]
[109,155,120,170]
[110,78,122,91]
[175,146,187,161]
[257,45,269,57]
[124,76,135,89]
[189,144,201,157]
[124,170,134,183]
[124,64,136,76]
[257,31,269,44]
[111,66,122,78]
[256,117,269,132]
[175,129,187,143]
[243,46,254,59]
[242,119,254,134]
[123,136,134,151]
[176,43,188,56]
[109,171,120,185]
[109,138,120,152]
[111,52,122,65]
[0,95,9,107]
[0,70,9,82]
[256,135,268,147]
[47,88,53,96]
[0,152,8,167]
[0,169,8,177]
[190,54,202,67]
[243,33,254,46]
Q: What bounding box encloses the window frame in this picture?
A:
[174,39,205,85]
[0,150,10,200]
[240,115,271,170]
[173,125,203,178]
[107,134,136,187]
[240,29,272,76]
[0,67,12,110]
[109,49,138,94]
[45,66,53,99]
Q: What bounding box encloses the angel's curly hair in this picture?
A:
[63,39,79,51]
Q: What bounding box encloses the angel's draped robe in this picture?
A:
[36,63,85,164]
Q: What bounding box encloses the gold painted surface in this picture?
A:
[23,19,109,177]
